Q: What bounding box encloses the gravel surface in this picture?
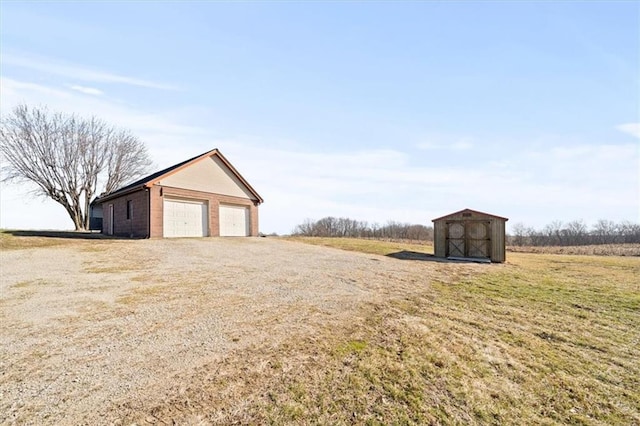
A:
[0,237,483,425]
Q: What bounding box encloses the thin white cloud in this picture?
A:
[452,140,473,150]
[416,138,473,151]
[3,52,178,90]
[616,123,640,139]
[1,77,203,141]
[68,85,103,96]
[1,77,71,98]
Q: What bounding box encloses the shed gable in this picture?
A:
[157,155,256,200]
[432,208,508,222]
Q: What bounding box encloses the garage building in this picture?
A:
[93,149,263,238]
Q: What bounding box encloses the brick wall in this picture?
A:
[149,185,259,238]
[102,189,150,237]
[149,186,163,238]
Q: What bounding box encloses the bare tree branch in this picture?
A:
[0,104,152,230]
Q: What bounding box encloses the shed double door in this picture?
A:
[446,221,491,259]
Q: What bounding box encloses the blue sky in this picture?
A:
[1,1,638,234]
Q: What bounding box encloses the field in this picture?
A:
[508,244,640,257]
[1,232,638,425]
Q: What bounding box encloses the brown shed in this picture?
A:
[432,208,508,263]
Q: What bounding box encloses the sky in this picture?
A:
[0,1,638,235]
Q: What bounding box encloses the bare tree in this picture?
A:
[508,219,640,246]
[1,104,152,231]
[510,222,529,246]
[592,219,618,244]
[564,219,587,245]
[619,221,640,243]
[543,220,564,246]
[293,218,316,236]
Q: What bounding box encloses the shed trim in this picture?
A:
[431,208,509,222]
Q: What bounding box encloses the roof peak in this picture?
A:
[94,148,263,204]
[432,208,508,222]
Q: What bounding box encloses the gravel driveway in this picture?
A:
[0,237,480,424]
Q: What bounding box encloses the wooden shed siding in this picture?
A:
[434,221,446,258]
[432,209,507,263]
[492,219,506,263]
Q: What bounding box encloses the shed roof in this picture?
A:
[431,208,509,222]
[94,148,263,204]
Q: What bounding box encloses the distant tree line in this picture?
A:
[293,217,433,241]
[508,220,640,246]
[292,217,640,246]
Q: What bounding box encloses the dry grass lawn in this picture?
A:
[508,243,640,256]
[1,232,638,425]
[209,237,640,425]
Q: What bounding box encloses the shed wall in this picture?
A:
[491,219,506,263]
[434,221,446,258]
[432,210,507,262]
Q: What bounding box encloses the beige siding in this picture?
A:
[158,156,256,200]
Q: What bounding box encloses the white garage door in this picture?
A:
[163,199,208,238]
[219,204,249,236]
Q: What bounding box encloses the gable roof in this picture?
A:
[431,208,508,222]
[94,148,263,204]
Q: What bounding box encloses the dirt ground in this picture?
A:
[0,237,485,425]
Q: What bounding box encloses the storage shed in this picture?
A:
[432,208,508,263]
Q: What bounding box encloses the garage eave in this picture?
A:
[94,185,147,204]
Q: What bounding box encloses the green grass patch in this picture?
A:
[335,339,368,357]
